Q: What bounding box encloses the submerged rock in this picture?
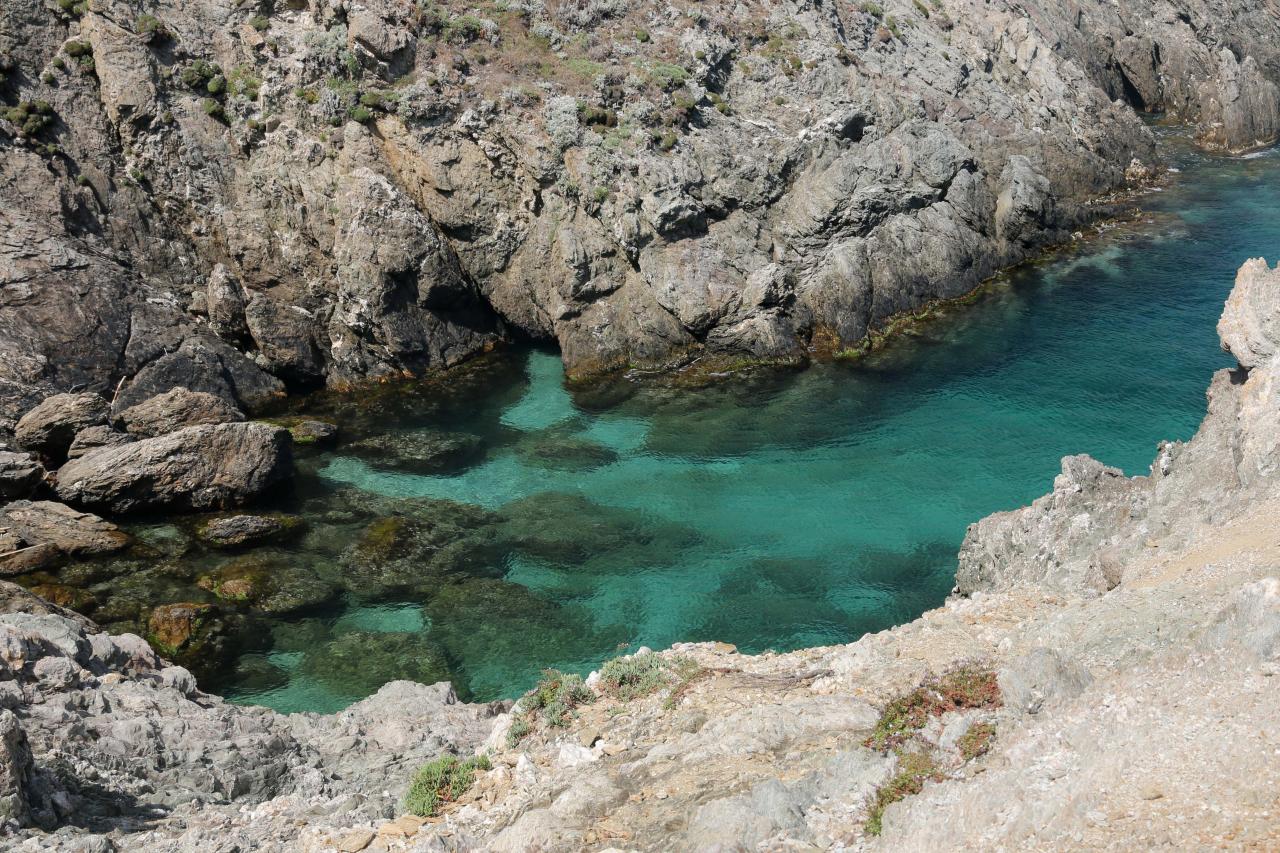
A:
[496,492,698,565]
[145,601,238,677]
[340,501,506,598]
[196,552,338,615]
[346,430,485,474]
[117,387,246,438]
[269,417,340,448]
[54,423,292,514]
[14,393,110,461]
[300,631,455,697]
[514,430,619,471]
[194,514,305,549]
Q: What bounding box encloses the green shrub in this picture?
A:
[505,716,532,747]
[136,14,167,39]
[957,722,996,760]
[64,41,92,58]
[41,71,56,84]
[598,652,678,701]
[861,2,884,18]
[3,100,55,136]
[249,13,270,32]
[227,65,260,100]
[359,91,385,108]
[206,74,226,95]
[520,669,593,727]
[865,667,1001,752]
[444,14,484,43]
[202,97,227,122]
[181,59,223,91]
[865,751,941,835]
[648,61,688,90]
[634,28,649,42]
[403,754,491,817]
[350,105,373,123]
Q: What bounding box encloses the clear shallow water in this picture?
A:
[218,139,1280,713]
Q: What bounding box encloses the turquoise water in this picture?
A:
[220,139,1280,713]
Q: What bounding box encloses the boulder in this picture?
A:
[0,452,44,501]
[118,387,246,438]
[55,423,292,514]
[66,425,133,460]
[14,394,110,461]
[0,501,130,576]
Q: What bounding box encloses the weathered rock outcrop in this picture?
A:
[0,453,43,501]
[2,0,1278,415]
[957,257,1280,596]
[0,594,499,839]
[54,422,292,513]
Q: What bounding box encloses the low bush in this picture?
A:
[864,667,1001,751]
[3,100,55,136]
[403,754,491,817]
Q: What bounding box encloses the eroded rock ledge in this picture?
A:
[3,0,1280,429]
[1,261,1278,851]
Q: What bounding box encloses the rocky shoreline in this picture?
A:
[0,258,1275,850]
[4,0,1280,425]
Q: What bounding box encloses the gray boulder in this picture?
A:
[14,394,109,461]
[117,387,246,438]
[65,425,132,461]
[0,452,44,500]
[0,501,130,576]
[54,423,292,514]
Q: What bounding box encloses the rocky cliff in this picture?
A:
[3,0,1280,430]
[0,259,1277,850]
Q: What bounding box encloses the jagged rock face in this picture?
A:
[958,258,1280,596]
[1,0,1278,412]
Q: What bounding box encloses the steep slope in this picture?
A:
[2,0,1279,427]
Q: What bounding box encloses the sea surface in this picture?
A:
[214,136,1279,713]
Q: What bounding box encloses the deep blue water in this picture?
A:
[222,139,1280,712]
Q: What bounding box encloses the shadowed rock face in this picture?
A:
[2,0,1278,418]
